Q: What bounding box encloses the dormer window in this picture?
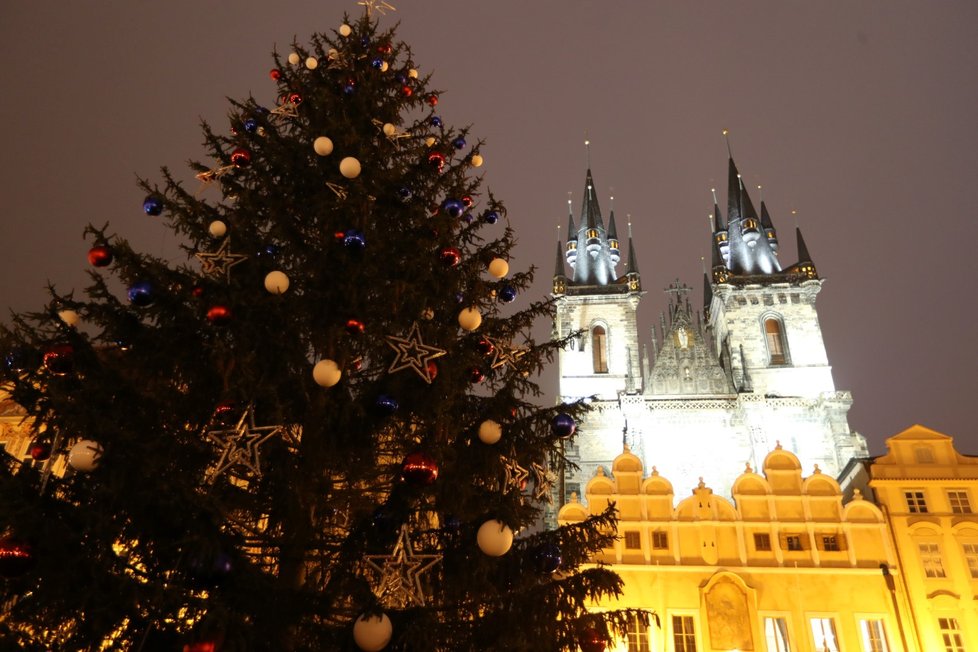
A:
[592,325,608,374]
[764,318,788,365]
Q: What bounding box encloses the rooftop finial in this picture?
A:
[757,184,763,204]
[700,256,706,274]
[584,137,591,169]
[556,223,561,242]
[627,215,633,238]
[792,209,798,229]
[722,128,733,158]
[710,187,718,204]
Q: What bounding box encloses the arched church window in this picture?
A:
[592,325,608,374]
[764,318,788,365]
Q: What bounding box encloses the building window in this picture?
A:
[914,445,935,463]
[652,531,668,550]
[919,543,947,578]
[754,533,772,551]
[626,613,651,652]
[819,535,841,552]
[948,490,972,514]
[592,325,608,374]
[624,531,641,549]
[860,619,890,652]
[764,617,791,652]
[962,543,978,578]
[938,618,965,652]
[672,615,697,652]
[809,617,839,652]
[783,534,804,551]
[904,490,928,513]
[764,318,788,365]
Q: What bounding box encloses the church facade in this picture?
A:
[552,155,869,502]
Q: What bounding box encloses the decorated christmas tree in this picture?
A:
[0,7,644,651]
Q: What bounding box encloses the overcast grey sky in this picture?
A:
[2,1,976,455]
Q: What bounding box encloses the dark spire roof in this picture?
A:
[554,239,566,277]
[711,238,723,268]
[713,201,725,232]
[626,225,640,275]
[566,211,575,236]
[760,201,775,229]
[607,210,619,240]
[796,226,813,263]
[703,271,713,308]
[580,168,604,230]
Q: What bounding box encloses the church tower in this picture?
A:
[553,150,868,504]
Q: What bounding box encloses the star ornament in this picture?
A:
[490,339,527,370]
[501,455,529,493]
[385,322,446,384]
[205,405,284,482]
[196,237,248,283]
[365,525,441,608]
[531,462,555,504]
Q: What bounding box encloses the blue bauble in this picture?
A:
[188,549,233,588]
[455,292,465,304]
[374,394,399,415]
[552,412,576,438]
[343,229,366,250]
[243,118,258,133]
[533,543,562,574]
[452,137,466,150]
[463,212,474,223]
[360,37,370,48]
[395,73,407,84]
[397,187,413,203]
[484,210,500,225]
[258,243,280,260]
[127,281,154,307]
[4,346,33,373]
[499,285,517,303]
[371,58,384,69]
[343,84,356,95]
[143,195,164,216]
[430,116,443,128]
[254,105,270,116]
[442,199,464,218]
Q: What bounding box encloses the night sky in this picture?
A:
[2,2,976,456]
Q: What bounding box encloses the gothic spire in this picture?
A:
[581,169,604,230]
[554,239,566,278]
[626,221,640,276]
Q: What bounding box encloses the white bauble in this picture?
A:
[470,154,484,168]
[208,220,227,238]
[353,613,392,652]
[339,157,362,179]
[58,309,80,327]
[68,439,104,472]
[424,137,436,147]
[313,359,342,387]
[408,68,418,79]
[339,24,352,37]
[287,52,301,65]
[487,258,509,279]
[457,307,482,332]
[305,56,318,70]
[477,520,514,557]
[313,136,334,156]
[382,123,396,136]
[264,271,290,295]
[478,420,502,445]
[379,61,389,72]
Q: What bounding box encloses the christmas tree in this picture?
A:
[0,8,644,651]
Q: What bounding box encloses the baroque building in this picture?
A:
[552,155,869,502]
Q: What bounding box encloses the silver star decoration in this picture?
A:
[358,0,397,16]
[365,525,440,608]
[501,454,529,493]
[205,405,284,482]
[386,322,447,384]
[195,164,236,196]
[195,237,248,283]
[325,182,349,200]
[531,462,555,504]
[269,101,299,121]
[490,339,527,370]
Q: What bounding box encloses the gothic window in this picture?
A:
[914,446,935,463]
[592,325,608,374]
[764,317,788,365]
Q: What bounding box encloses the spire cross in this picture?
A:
[665,279,693,302]
[722,128,733,158]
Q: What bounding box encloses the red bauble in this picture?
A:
[426,360,439,380]
[29,441,51,461]
[87,244,113,267]
[288,92,302,105]
[206,305,233,325]
[579,628,606,652]
[230,147,251,168]
[400,451,438,486]
[269,68,281,80]
[377,43,393,54]
[183,643,217,652]
[477,337,495,357]
[0,537,35,578]
[192,285,205,298]
[427,152,445,173]
[438,247,462,267]
[400,85,413,98]
[213,400,237,426]
[427,94,438,106]
[462,195,473,208]
[43,343,74,376]
[469,367,486,383]
[345,319,365,335]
